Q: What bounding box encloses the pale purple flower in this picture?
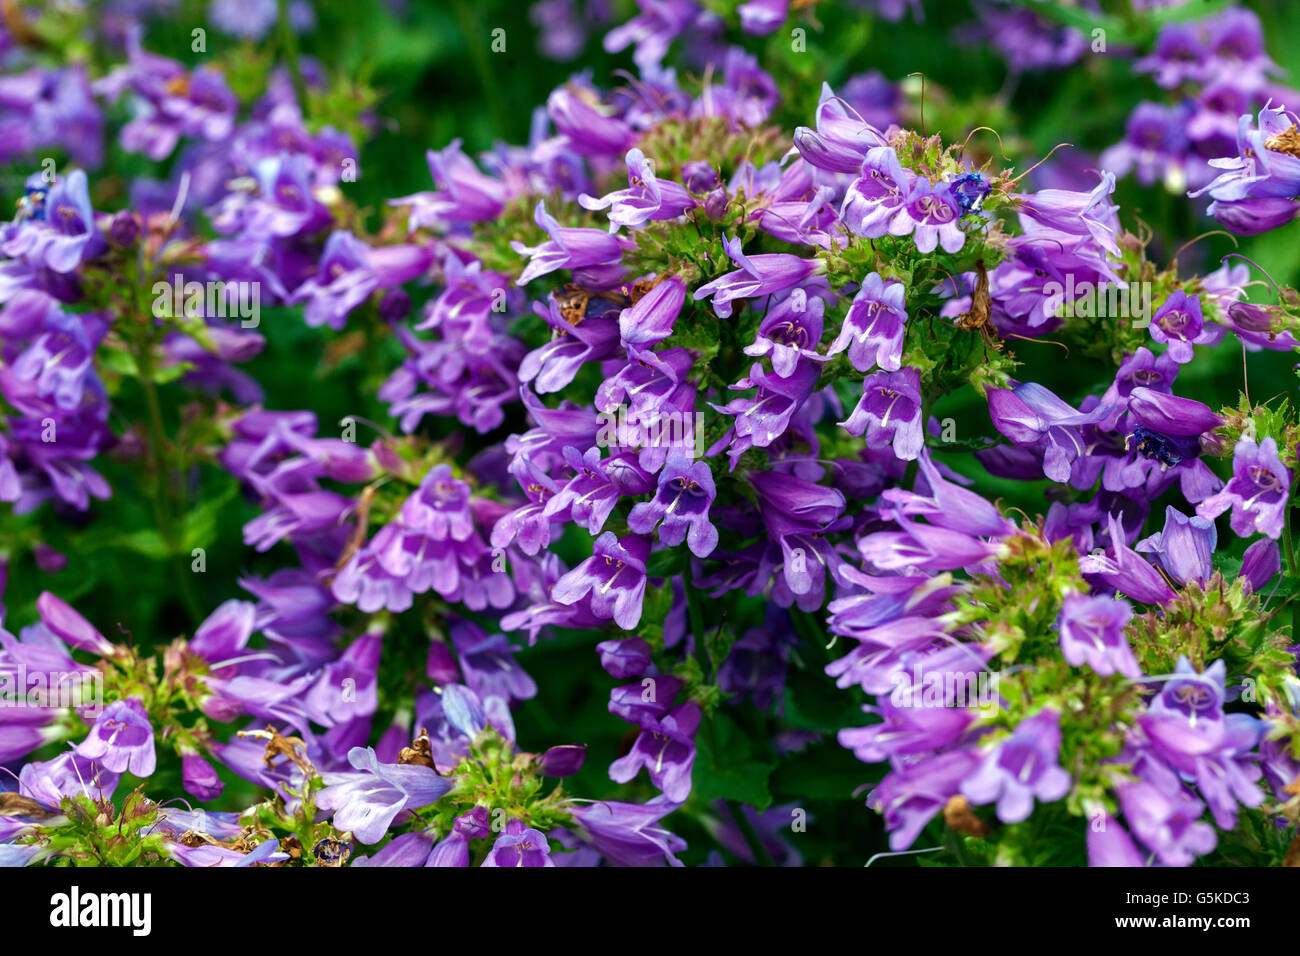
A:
[827,272,908,372]
[840,367,924,461]
[75,698,156,777]
[1055,594,1141,678]
[316,746,454,844]
[1197,435,1291,539]
[962,709,1072,823]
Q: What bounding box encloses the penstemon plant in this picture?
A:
[0,0,1297,871]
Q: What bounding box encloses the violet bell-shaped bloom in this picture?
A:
[1197,435,1291,539]
[889,178,966,254]
[390,139,507,229]
[841,146,914,238]
[827,272,909,372]
[512,200,635,285]
[627,458,719,558]
[962,708,1072,823]
[579,148,696,230]
[987,381,1112,482]
[742,290,829,377]
[3,169,103,273]
[1118,781,1216,867]
[1054,593,1141,679]
[290,230,431,330]
[793,82,890,174]
[74,698,157,777]
[316,746,454,844]
[482,820,555,867]
[1148,290,1216,364]
[551,532,650,629]
[839,366,924,461]
[693,235,821,318]
[619,274,686,346]
[1078,513,1178,606]
[609,701,702,801]
[1136,506,1216,586]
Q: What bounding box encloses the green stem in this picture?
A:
[136,333,202,622]
[450,0,507,139]
[727,799,775,867]
[278,0,309,119]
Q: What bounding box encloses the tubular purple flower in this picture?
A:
[551,532,650,629]
[74,698,157,777]
[841,146,914,237]
[579,149,696,229]
[1196,435,1291,539]
[511,201,635,285]
[827,272,908,372]
[889,178,966,254]
[1136,506,1216,587]
[793,82,890,174]
[1055,593,1141,679]
[962,709,1072,823]
[620,275,686,346]
[692,235,821,318]
[840,367,924,461]
[627,458,719,557]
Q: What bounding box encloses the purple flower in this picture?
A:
[3,170,102,273]
[962,709,1072,823]
[627,458,719,557]
[1126,385,1222,440]
[1101,102,1191,189]
[450,617,538,704]
[1078,513,1178,606]
[36,590,117,658]
[1197,436,1291,539]
[512,200,635,285]
[890,178,966,254]
[546,86,635,158]
[543,445,650,535]
[620,275,686,346]
[693,235,821,318]
[1209,195,1300,236]
[1148,290,1214,364]
[291,231,431,330]
[580,149,695,229]
[317,746,454,844]
[1136,506,1216,586]
[794,83,890,174]
[828,272,908,372]
[569,798,686,866]
[182,753,225,801]
[1118,781,1216,867]
[609,701,701,801]
[869,749,980,851]
[75,698,156,777]
[538,744,587,777]
[1087,812,1148,867]
[391,139,507,228]
[597,637,653,678]
[738,0,787,35]
[743,290,829,377]
[987,381,1111,482]
[840,367,924,461]
[1055,594,1141,679]
[1015,170,1120,257]
[551,532,650,629]
[841,146,914,237]
[481,820,555,867]
[1240,538,1280,592]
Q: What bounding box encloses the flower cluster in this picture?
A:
[0,0,1298,870]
